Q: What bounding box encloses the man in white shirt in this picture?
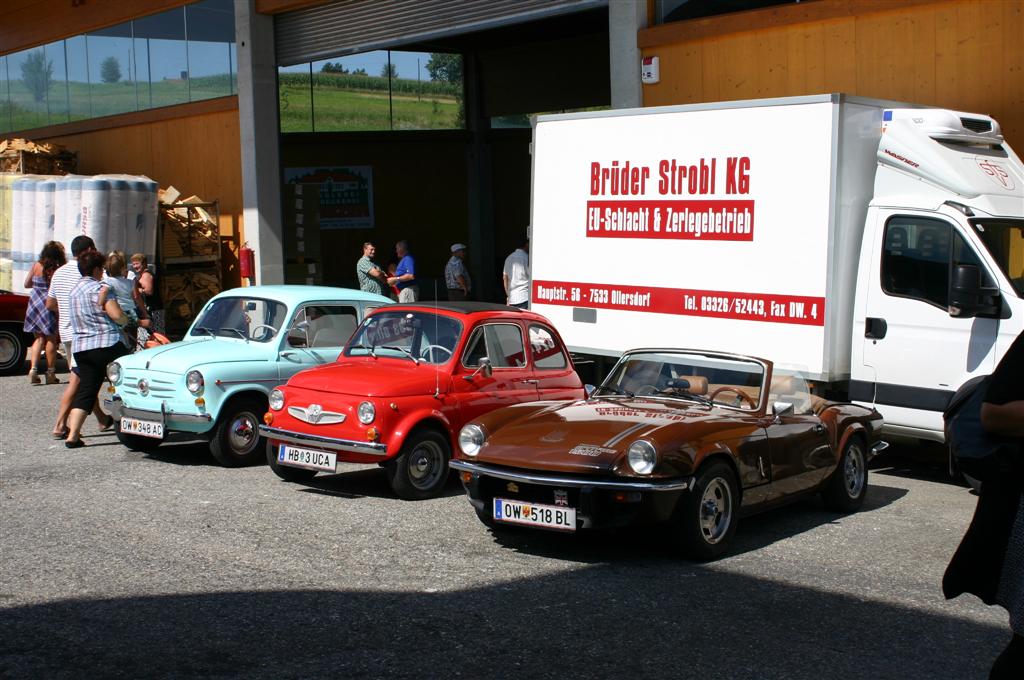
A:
[502,236,530,309]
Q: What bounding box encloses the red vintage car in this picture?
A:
[259,302,585,499]
[0,290,31,376]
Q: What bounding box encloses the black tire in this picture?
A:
[475,506,496,528]
[209,396,267,467]
[386,429,451,500]
[671,460,739,561]
[821,437,869,512]
[0,326,28,376]
[266,440,318,483]
[116,426,164,453]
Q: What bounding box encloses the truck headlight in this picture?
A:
[186,370,204,395]
[627,440,657,475]
[106,362,122,385]
[269,389,285,411]
[459,423,486,457]
[358,401,375,424]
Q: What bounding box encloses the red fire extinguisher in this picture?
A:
[239,242,255,283]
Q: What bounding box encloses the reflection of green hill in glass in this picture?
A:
[279,83,459,133]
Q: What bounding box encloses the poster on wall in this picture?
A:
[284,166,374,229]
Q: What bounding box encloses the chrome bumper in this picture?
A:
[450,459,692,492]
[108,396,213,424]
[259,425,389,456]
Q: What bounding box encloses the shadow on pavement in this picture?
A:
[0,566,1004,679]
[295,468,464,501]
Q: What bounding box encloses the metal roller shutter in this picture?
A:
[275,0,607,66]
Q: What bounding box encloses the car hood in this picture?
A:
[474,398,737,475]
[117,338,270,374]
[286,358,448,398]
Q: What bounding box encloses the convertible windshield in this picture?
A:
[189,297,288,343]
[345,311,463,365]
[971,219,1024,298]
[598,351,765,411]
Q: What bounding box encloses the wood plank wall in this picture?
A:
[640,0,1024,147]
[38,105,245,288]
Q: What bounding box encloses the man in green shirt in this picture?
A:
[356,242,389,297]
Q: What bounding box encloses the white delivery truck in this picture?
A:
[529,94,1024,443]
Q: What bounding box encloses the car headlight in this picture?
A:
[358,401,376,424]
[106,362,122,385]
[459,423,486,457]
[627,440,657,475]
[269,389,285,411]
[186,370,204,395]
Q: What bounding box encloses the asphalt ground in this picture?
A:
[0,372,1011,679]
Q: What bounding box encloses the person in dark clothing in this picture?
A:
[945,332,1024,678]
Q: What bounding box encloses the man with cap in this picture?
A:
[444,243,471,301]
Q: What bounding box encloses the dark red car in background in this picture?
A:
[0,290,30,376]
[259,302,585,499]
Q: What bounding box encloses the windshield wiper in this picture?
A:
[657,388,712,405]
[193,326,215,337]
[593,385,634,398]
[219,327,248,340]
[349,343,376,358]
[380,345,420,365]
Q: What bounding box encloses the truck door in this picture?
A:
[857,213,1000,436]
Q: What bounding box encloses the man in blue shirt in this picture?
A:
[388,240,418,302]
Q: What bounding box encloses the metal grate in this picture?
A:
[960,117,992,133]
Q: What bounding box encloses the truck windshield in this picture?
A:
[971,219,1024,298]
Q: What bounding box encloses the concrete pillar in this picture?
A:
[608,0,647,109]
[235,0,284,285]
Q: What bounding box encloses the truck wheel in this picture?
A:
[671,460,739,561]
[116,425,163,454]
[266,440,317,483]
[0,326,27,376]
[821,437,868,512]
[209,397,266,467]
[386,429,451,500]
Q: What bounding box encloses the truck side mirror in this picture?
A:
[949,264,1000,318]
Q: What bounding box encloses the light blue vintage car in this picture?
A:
[106,285,392,466]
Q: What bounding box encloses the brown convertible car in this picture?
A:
[451,348,887,560]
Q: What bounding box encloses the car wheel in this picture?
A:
[386,429,451,500]
[116,425,163,453]
[0,326,27,376]
[265,440,317,483]
[209,397,266,467]
[821,437,868,512]
[672,460,739,561]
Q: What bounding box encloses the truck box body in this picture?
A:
[530,94,1024,441]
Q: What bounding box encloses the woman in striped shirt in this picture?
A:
[64,250,130,449]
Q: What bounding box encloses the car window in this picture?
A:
[461,323,526,369]
[529,325,567,369]
[769,370,815,416]
[346,310,462,365]
[289,304,359,348]
[881,217,994,309]
[191,297,287,342]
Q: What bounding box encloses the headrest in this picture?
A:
[668,376,708,395]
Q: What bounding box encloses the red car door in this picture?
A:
[526,323,584,401]
[452,321,540,425]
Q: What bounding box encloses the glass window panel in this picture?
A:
[66,36,91,121]
[132,8,188,108]
[279,64,312,133]
[86,27,138,117]
[185,0,234,101]
[8,48,50,131]
[132,35,153,110]
[312,51,391,132]
[44,41,70,125]
[0,56,11,133]
[390,51,463,130]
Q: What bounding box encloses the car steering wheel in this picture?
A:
[635,384,659,396]
[708,386,757,408]
[420,344,453,363]
[250,324,277,341]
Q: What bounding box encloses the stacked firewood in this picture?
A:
[0,138,78,174]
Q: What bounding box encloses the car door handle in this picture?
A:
[865,317,887,339]
[519,379,539,385]
[280,351,294,358]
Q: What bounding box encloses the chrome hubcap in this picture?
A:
[844,444,866,498]
[408,441,445,490]
[229,412,258,454]
[0,335,15,365]
[699,478,732,545]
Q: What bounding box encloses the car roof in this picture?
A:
[373,301,546,318]
[209,285,393,307]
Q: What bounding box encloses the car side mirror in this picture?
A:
[465,356,493,381]
[772,401,794,417]
[949,263,1000,318]
[287,320,310,347]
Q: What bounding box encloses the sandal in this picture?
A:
[52,428,70,440]
[65,439,87,449]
